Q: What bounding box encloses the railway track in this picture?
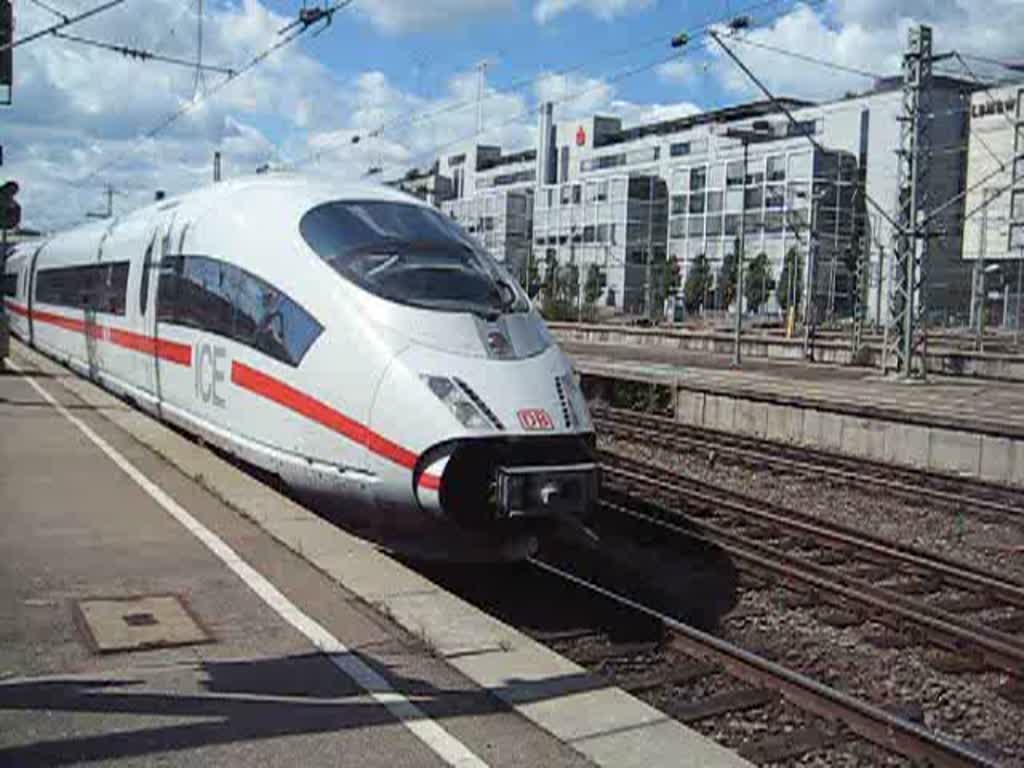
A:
[593,406,1024,519]
[421,554,1001,766]
[530,557,1002,767]
[599,450,1024,681]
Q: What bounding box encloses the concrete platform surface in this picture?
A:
[565,340,1024,440]
[2,341,753,768]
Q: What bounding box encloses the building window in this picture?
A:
[765,185,785,209]
[2,273,16,298]
[726,188,744,212]
[788,152,812,180]
[670,142,691,157]
[709,164,725,189]
[706,214,723,237]
[707,191,724,213]
[687,217,705,237]
[689,193,705,214]
[744,214,763,234]
[690,167,707,191]
[560,146,570,182]
[767,155,786,182]
[671,195,687,215]
[572,184,582,204]
[745,161,765,187]
[787,119,818,138]
[724,214,740,236]
[764,211,784,233]
[1011,189,1024,221]
[726,161,745,187]
[669,218,686,239]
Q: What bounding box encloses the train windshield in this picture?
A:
[299,201,528,316]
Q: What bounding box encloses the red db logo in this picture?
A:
[517,408,555,431]
[575,126,587,146]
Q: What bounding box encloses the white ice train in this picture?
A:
[3,174,598,559]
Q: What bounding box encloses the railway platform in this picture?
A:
[561,336,1024,489]
[0,341,752,768]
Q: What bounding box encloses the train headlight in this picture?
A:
[420,375,492,429]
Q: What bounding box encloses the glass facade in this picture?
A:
[667,146,859,312]
[442,190,534,282]
[534,175,668,313]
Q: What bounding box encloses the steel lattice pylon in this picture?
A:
[883,25,933,377]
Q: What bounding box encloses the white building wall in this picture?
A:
[962,84,1023,262]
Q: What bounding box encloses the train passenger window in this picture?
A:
[233,269,322,366]
[172,256,235,338]
[95,263,130,314]
[34,263,130,315]
[299,200,528,317]
[3,273,17,297]
[157,254,322,366]
[156,256,184,323]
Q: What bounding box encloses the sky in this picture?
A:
[4,0,1024,231]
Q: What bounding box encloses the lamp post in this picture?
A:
[723,123,775,367]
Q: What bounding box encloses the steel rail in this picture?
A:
[594,406,1023,517]
[599,450,1024,606]
[530,557,1000,768]
[600,466,1024,675]
[600,492,1024,677]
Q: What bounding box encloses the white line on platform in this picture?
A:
[10,359,489,768]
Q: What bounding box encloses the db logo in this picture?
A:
[517,408,554,431]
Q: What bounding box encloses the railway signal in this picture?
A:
[1,179,19,231]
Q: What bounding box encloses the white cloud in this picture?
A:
[356,0,515,33]
[711,0,1024,102]
[533,0,653,24]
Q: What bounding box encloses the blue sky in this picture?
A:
[6,0,1023,231]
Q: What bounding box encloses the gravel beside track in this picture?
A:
[599,431,1024,588]
[598,434,1024,766]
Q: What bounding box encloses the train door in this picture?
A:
[83,231,110,381]
[26,242,46,346]
[138,213,185,412]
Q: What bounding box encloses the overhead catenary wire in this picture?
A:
[1,0,129,53]
[727,34,886,80]
[25,0,68,21]
[300,0,818,170]
[70,0,356,191]
[52,30,236,74]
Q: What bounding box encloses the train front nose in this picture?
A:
[418,434,599,531]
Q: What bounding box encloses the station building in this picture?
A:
[959,83,1024,328]
[397,75,992,323]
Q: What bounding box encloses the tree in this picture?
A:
[581,264,605,321]
[683,253,711,313]
[661,259,681,302]
[744,252,774,313]
[521,253,542,299]
[541,258,579,321]
[584,264,604,305]
[720,246,739,309]
[778,247,803,312]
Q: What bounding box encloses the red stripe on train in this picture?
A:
[230,360,442,489]
[3,301,191,366]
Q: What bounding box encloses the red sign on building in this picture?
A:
[575,126,587,147]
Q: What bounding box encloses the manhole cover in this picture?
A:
[74,595,211,653]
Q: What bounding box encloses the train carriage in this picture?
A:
[2,174,598,560]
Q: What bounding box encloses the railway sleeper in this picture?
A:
[660,686,778,724]
[739,725,849,764]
